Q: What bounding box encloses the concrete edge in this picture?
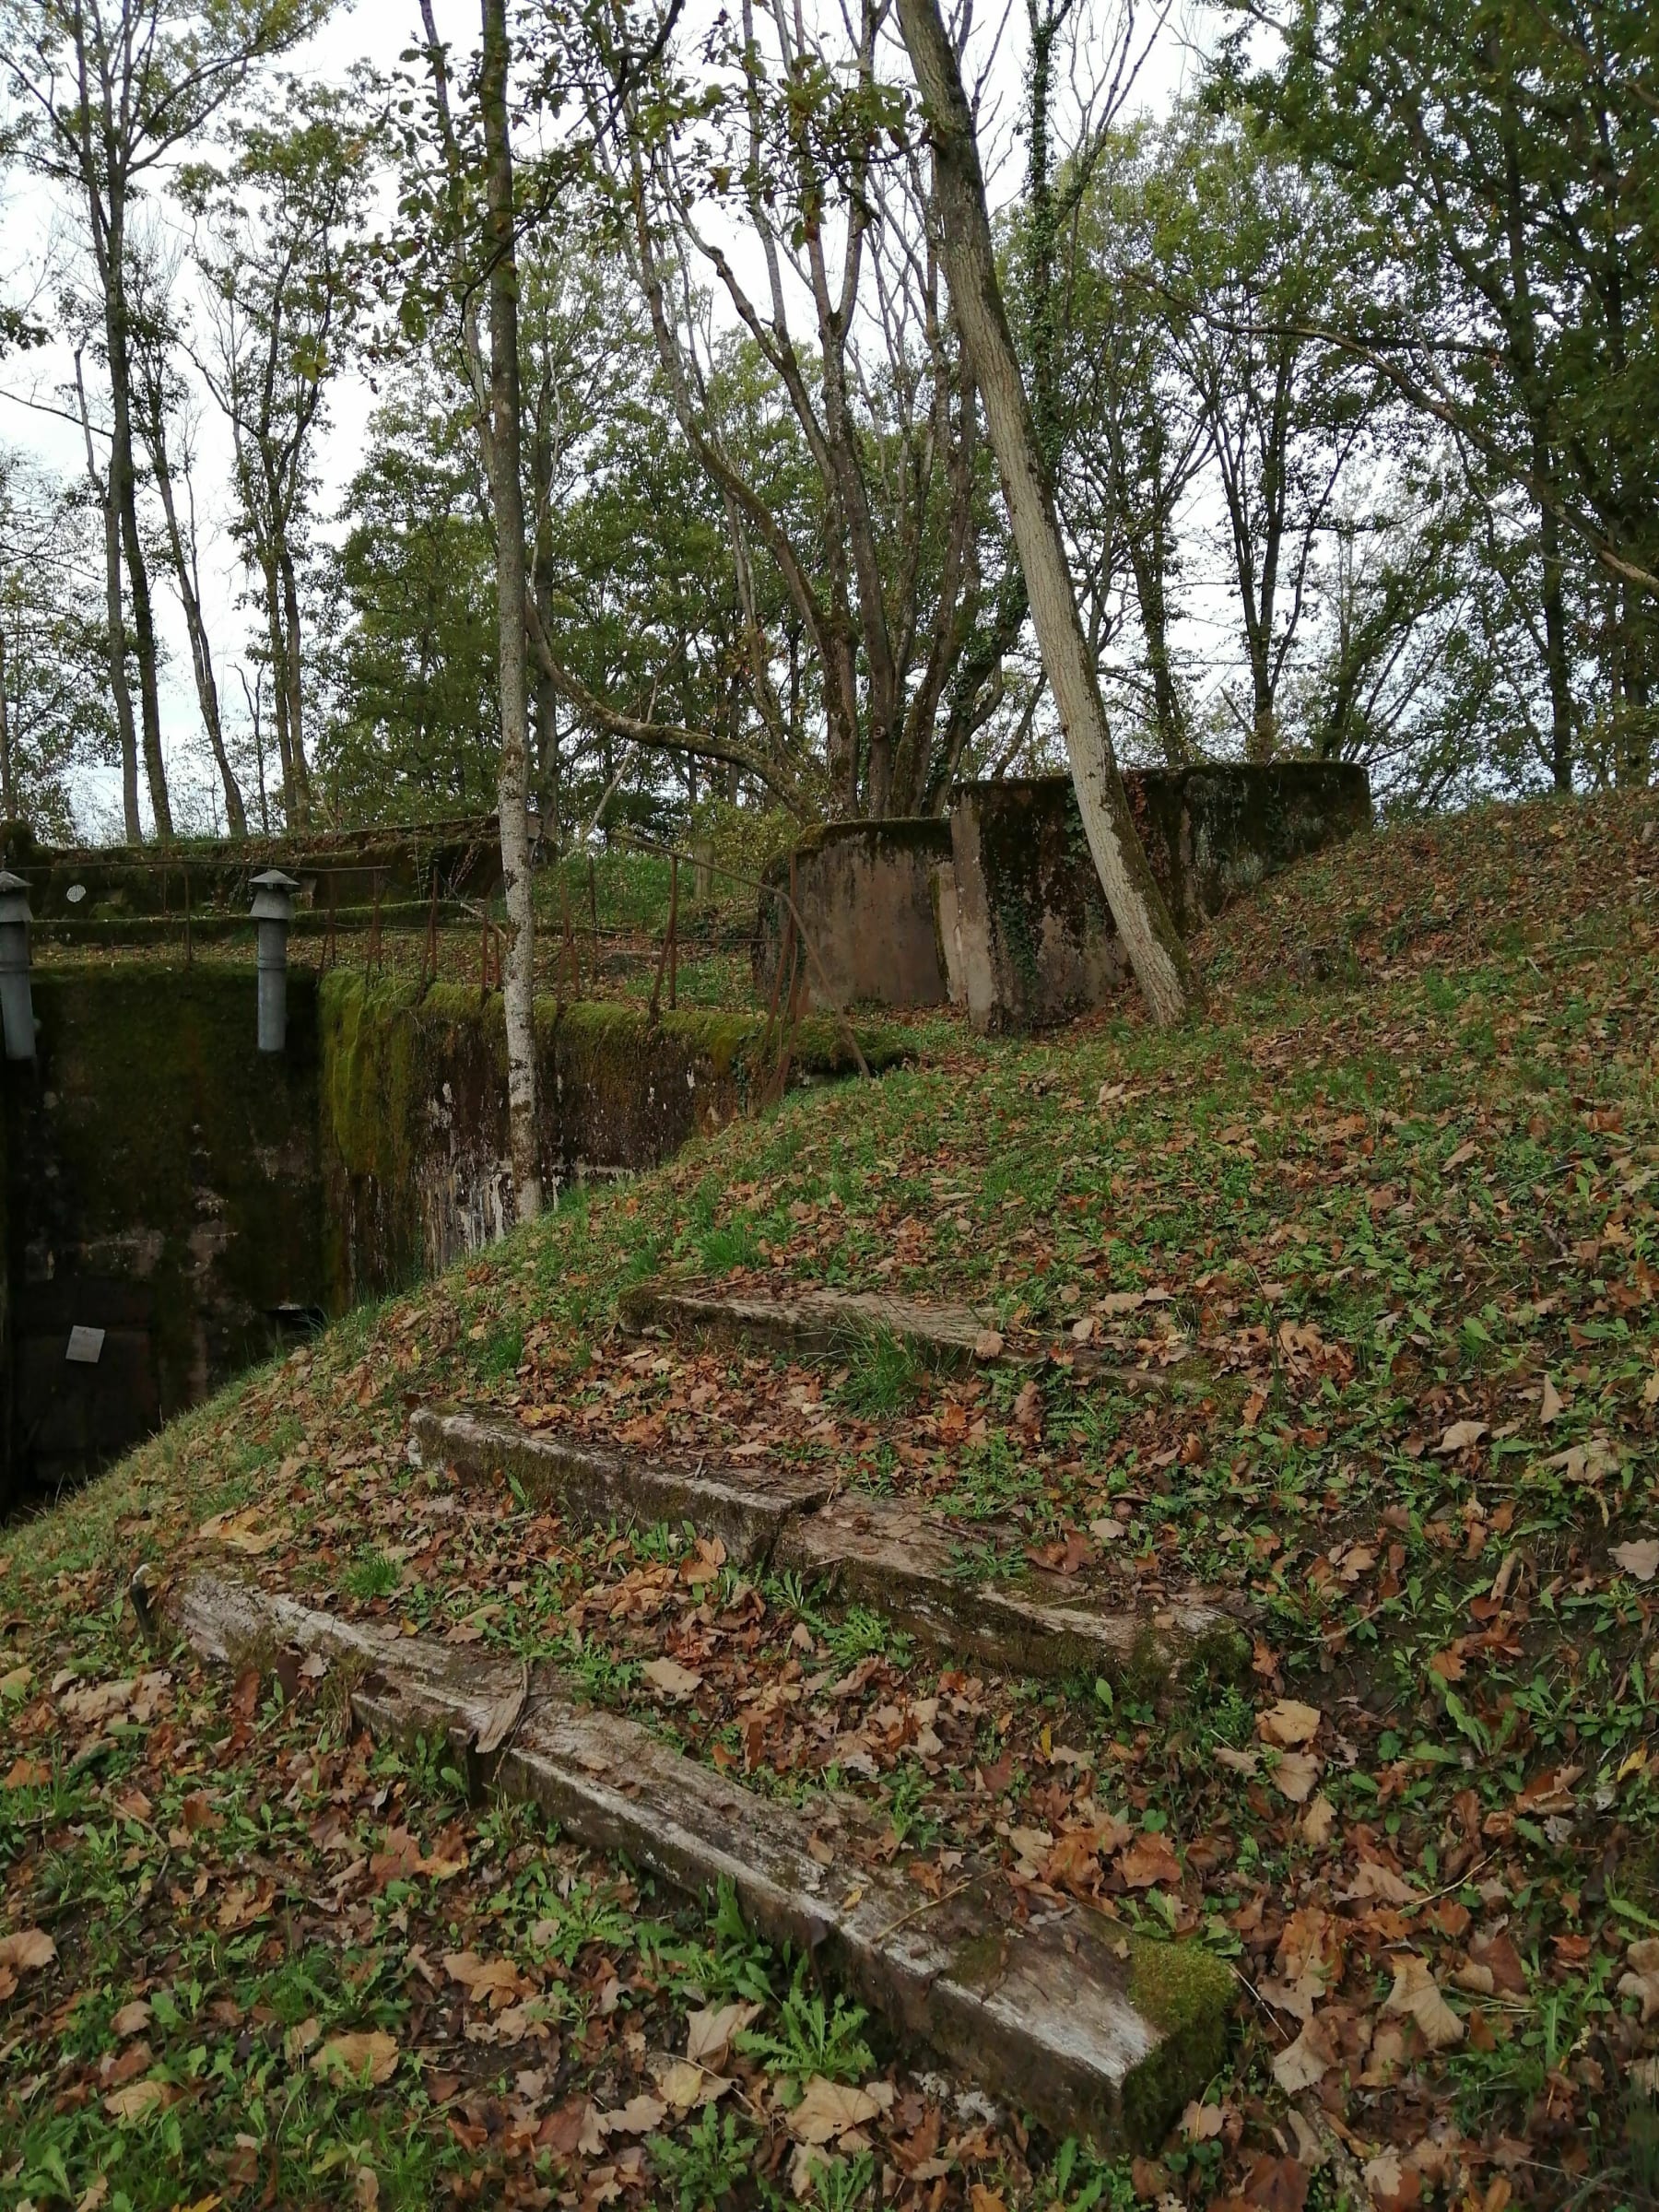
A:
[165,1571,1233,2152]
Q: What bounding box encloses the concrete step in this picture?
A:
[409,1406,832,1566]
[168,1570,1232,2154]
[774,1492,1239,1686]
[411,1406,1247,1686]
[619,1279,1175,1394]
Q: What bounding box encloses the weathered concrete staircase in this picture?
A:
[169,1281,1241,2153]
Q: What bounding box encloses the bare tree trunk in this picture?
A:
[75,348,141,841]
[481,0,542,1223]
[1538,483,1573,792]
[148,417,247,834]
[894,0,1201,1026]
[277,543,312,826]
[0,625,11,820]
[102,224,172,840]
[262,564,297,821]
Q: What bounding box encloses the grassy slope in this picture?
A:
[3,792,1657,2212]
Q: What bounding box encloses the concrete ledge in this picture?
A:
[411,1405,833,1564]
[168,1571,1233,2151]
[620,1280,1174,1394]
[413,1406,1244,1686]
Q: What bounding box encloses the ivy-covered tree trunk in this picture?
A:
[480,0,542,1223]
[895,0,1202,1028]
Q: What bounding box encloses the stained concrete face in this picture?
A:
[753,818,954,1011]
[757,766,1370,1027]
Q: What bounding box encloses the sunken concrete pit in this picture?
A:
[756,762,1371,1029]
[0,966,896,1506]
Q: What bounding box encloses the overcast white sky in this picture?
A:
[0,0,1209,840]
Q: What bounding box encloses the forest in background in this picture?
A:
[0,0,1653,851]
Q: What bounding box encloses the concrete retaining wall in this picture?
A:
[317,982,883,1304]
[2,968,324,1493]
[1,968,898,1501]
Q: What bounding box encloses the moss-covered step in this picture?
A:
[620,1280,1173,1393]
[408,1405,832,1563]
[411,1406,1245,1685]
[169,1571,1233,2152]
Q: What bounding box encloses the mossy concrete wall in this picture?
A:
[318,977,891,1306]
[753,818,954,1011]
[949,764,1371,1030]
[3,966,324,1494]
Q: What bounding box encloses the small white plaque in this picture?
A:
[65,1325,106,1365]
[65,883,87,904]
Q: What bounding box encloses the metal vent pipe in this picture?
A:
[250,869,298,1053]
[0,871,35,1062]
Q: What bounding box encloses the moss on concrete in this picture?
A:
[1120,1933,1234,2147]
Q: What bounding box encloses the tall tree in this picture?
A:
[184,75,371,829]
[410,0,543,1222]
[895,0,1201,1025]
[1241,0,1659,789]
[605,0,1017,818]
[0,450,118,836]
[479,0,542,1222]
[129,251,247,833]
[70,339,140,837]
[0,0,332,837]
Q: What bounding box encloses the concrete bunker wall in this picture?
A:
[762,764,1371,1028]
[318,982,873,1304]
[753,818,954,1012]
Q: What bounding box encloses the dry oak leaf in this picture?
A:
[1619,1937,1659,2022]
[1117,1832,1182,1889]
[1258,1699,1322,1747]
[1382,1952,1465,2049]
[1613,1539,1659,1583]
[1270,1750,1322,1805]
[1239,2151,1310,2212]
[652,2058,731,2112]
[1271,2014,1335,2094]
[58,1677,134,1727]
[641,1656,703,1700]
[597,2092,668,2136]
[0,1927,56,1973]
[1260,1964,1324,2025]
[1299,1793,1336,1847]
[197,1505,286,1555]
[1437,1419,1488,1455]
[103,2080,178,2124]
[687,2000,762,2070]
[312,2030,400,2087]
[112,2001,152,2039]
[1181,2100,1227,2141]
[1341,1858,1418,1906]
[788,2076,887,2147]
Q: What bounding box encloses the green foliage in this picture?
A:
[735,1969,875,2085]
[649,2105,758,2210]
